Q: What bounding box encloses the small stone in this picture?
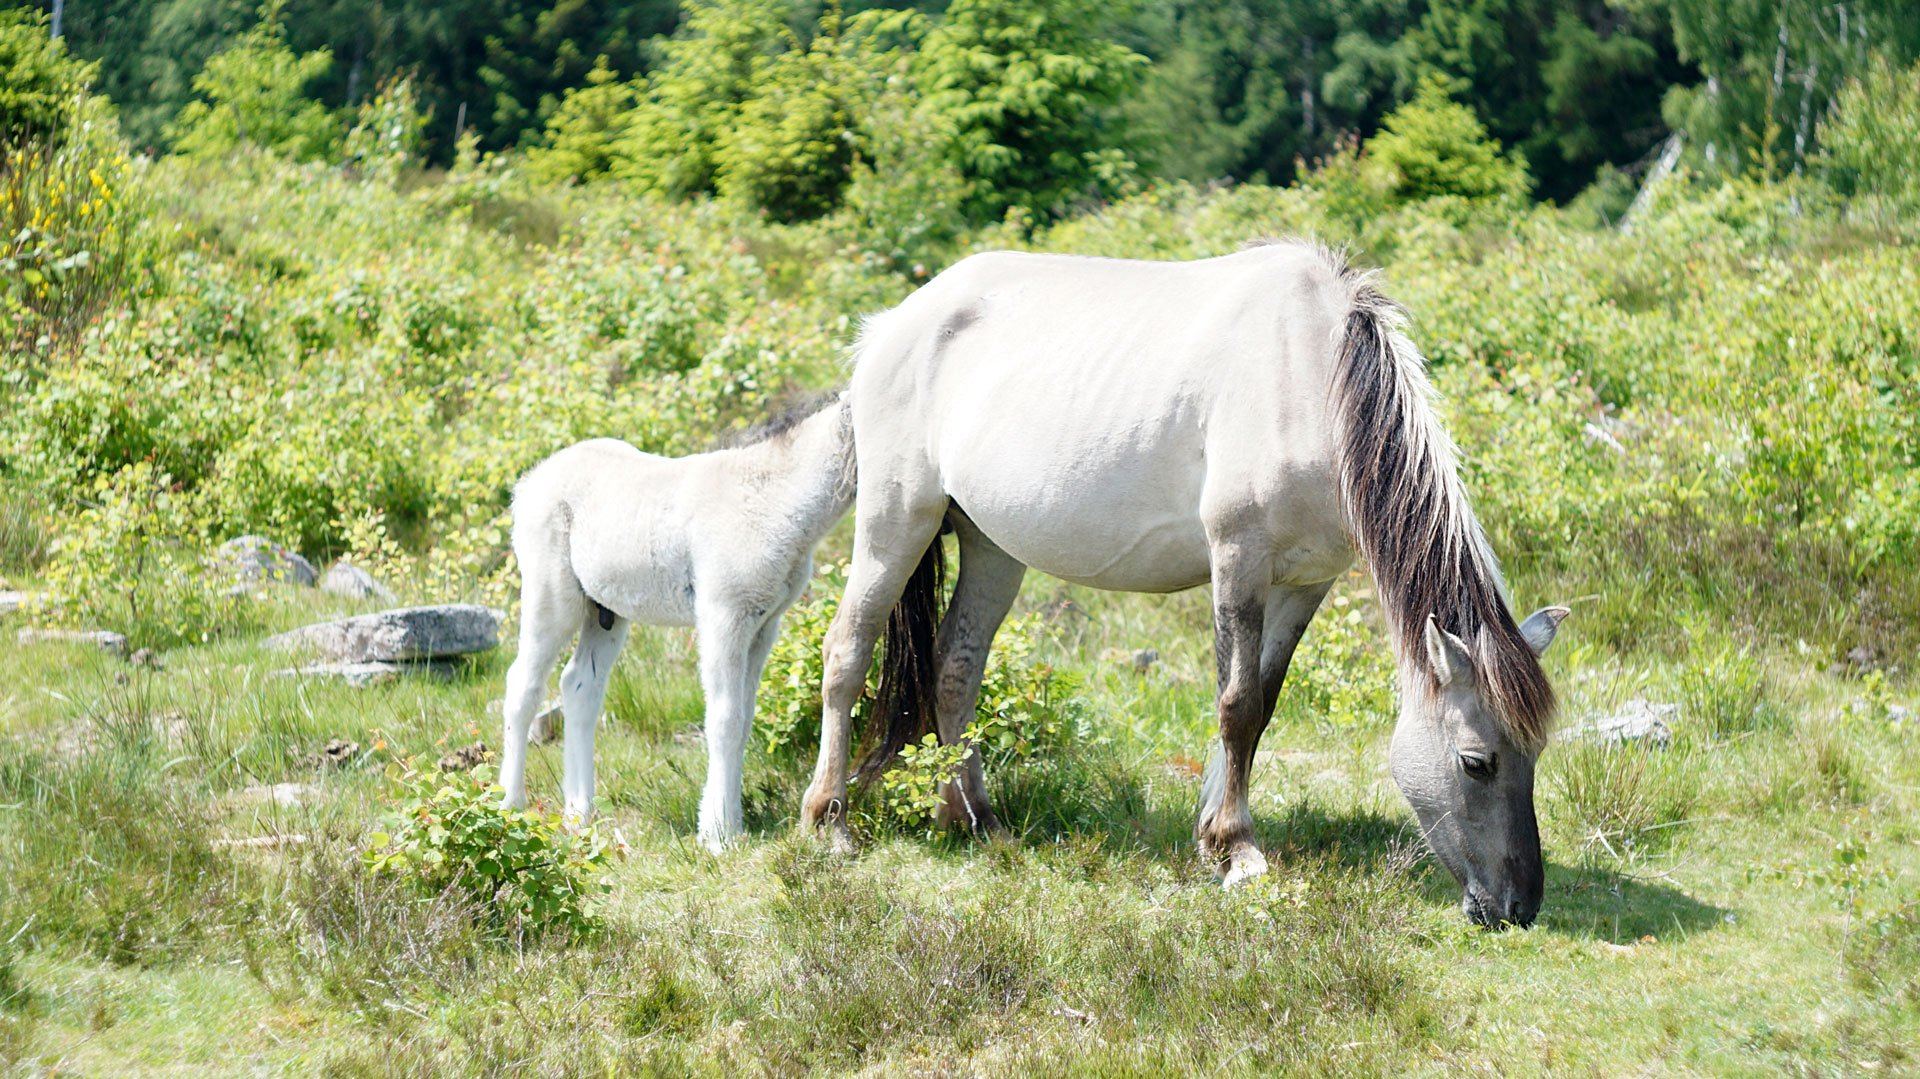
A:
[1131,648,1160,674]
[1847,645,1878,671]
[210,535,318,588]
[17,628,128,655]
[264,604,502,663]
[0,590,31,616]
[129,647,164,670]
[320,561,397,602]
[437,741,489,772]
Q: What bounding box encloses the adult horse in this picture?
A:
[802,241,1568,928]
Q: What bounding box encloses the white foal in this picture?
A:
[498,393,854,850]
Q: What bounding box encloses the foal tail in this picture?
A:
[854,530,948,781]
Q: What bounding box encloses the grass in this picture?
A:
[1,566,1916,1078]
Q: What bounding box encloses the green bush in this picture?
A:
[365,760,614,939]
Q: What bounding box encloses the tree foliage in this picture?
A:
[166,7,339,162]
[0,8,95,141]
[916,0,1148,220]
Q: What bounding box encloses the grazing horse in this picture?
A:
[500,394,854,851]
[802,241,1568,928]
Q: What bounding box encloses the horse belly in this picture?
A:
[944,437,1214,593]
[570,537,697,627]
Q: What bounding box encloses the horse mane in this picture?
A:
[718,389,849,450]
[1314,243,1556,751]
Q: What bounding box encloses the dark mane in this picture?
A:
[1317,245,1556,750]
[717,389,848,450]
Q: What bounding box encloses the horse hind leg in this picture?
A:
[802,499,949,842]
[499,548,586,810]
[557,606,630,824]
[931,519,1025,834]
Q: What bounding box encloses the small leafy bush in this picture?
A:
[365,759,613,939]
[35,461,256,649]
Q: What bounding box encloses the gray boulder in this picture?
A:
[0,591,30,616]
[1563,699,1677,746]
[213,535,318,588]
[264,604,503,663]
[320,561,397,602]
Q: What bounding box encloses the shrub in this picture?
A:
[365,759,614,939]
[34,460,256,649]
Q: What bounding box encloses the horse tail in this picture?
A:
[854,529,948,781]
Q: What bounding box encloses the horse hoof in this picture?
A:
[1222,846,1269,889]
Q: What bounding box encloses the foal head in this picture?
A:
[1388,606,1566,929]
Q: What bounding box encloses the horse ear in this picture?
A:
[1518,606,1570,656]
[1424,615,1473,687]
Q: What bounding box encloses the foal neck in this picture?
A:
[727,395,855,544]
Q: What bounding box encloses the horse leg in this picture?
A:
[696,609,760,851]
[1195,540,1273,886]
[931,520,1025,833]
[1259,582,1333,716]
[499,562,584,810]
[801,504,948,843]
[557,607,629,824]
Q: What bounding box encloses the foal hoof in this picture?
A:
[1221,845,1269,890]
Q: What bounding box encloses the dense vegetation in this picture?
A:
[3,6,1920,1076]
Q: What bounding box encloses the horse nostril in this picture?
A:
[1506,897,1536,928]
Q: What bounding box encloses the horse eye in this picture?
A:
[1460,752,1496,779]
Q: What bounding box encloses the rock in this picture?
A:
[301,738,362,769]
[236,782,321,807]
[437,741,489,772]
[264,604,503,663]
[129,647,164,670]
[320,561,397,602]
[271,660,458,688]
[1847,645,1879,672]
[1131,648,1160,674]
[486,698,562,744]
[211,535,318,587]
[17,628,128,655]
[212,834,310,851]
[1565,699,1677,746]
[0,590,31,616]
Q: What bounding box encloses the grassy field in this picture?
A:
[2,552,1916,1076]
[4,116,1920,1074]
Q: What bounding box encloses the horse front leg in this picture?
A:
[696,610,768,852]
[1196,541,1272,886]
[931,521,1025,834]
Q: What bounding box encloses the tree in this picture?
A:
[524,55,641,183]
[916,0,1149,220]
[1367,75,1530,205]
[0,7,96,141]
[1655,0,1920,179]
[166,4,339,161]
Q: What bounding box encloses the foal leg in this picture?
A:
[500,562,585,809]
[1195,539,1273,886]
[557,608,630,824]
[801,502,949,842]
[696,607,761,851]
[931,521,1026,833]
